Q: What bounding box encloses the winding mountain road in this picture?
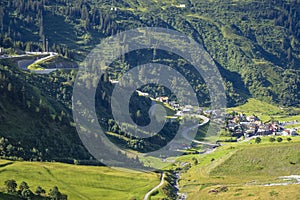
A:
[30,52,58,65]
[181,115,219,148]
[15,52,76,74]
[17,52,58,70]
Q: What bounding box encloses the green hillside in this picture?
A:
[177,137,300,199]
[0,0,299,106]
[210,143,300,177]
[0,159,161,200]
[0,0,299,160]
[0,63,92,161]
[0,61,179,162]
[0,0,299,155]
[0,1,300,198]
[227,98,300,122]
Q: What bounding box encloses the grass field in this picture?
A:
[227,98,300,122]
[177,137,300,199]
[0,160,161,200]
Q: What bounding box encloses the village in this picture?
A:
[224,112,299,139]
[142,91,300,142]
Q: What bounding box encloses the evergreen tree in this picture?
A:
[4,179,17,193]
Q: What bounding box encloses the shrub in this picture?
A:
[269,190,279,196]
[269,137,275,142]
[255,137,261,144]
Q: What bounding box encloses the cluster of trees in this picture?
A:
[1,0,119,56]
[91,75,181,152]
[4,179,67,200]
[269,137,292,143]
[255,136,292,144]
[106,104,180,152]
[0,136,30,161]
[161,172,178,200]
[54,0,118,34]
[0,0,75,57]
[0,33,74,59]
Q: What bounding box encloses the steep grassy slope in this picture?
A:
[210,143,300,177]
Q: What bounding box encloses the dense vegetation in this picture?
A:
[0,0,300,161]
[1,0,299,106]
[0,63,92,162]
[0,1,300,199]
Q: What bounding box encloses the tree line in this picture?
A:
[4,179,67,200]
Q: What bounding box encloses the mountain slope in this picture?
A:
[0,0,300,163]
[0,64,90,161]
[1,0,299,106]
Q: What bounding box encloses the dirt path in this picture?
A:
[143,172,165,200]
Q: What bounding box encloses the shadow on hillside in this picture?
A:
[215,61,251,107]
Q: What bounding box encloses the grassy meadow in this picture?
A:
[227,98,300,123]
[177,136,300,200]
[0,160,161,200]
